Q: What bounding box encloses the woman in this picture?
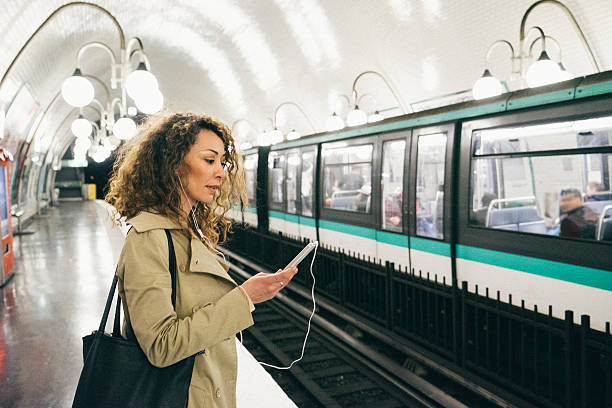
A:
[105,112,297,407]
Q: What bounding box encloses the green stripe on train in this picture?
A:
[457,245,612,292]
[410,237,451,257]
[269,211,316,227]
[270,214,611,291]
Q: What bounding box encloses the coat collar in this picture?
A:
[128,211,236,284]
[127,211,185,232]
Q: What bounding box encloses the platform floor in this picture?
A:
[0,200,296,407]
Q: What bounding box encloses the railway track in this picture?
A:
[223,248,498,408]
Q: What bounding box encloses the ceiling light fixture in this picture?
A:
[472,0,600,97]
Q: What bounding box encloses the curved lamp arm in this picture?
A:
[231,118,259,135]
[529,34,562,60]
[351,70,408,114]
[128,49,152,71]
[77,42,119,90]
[273,102,317,133]
[484,40,516,65]
[332,94,351,114]
[110,97,125,122]
[82,74,111,105]
[0,1,125,94]
[77,42,117,68]
[357,93,377,110]
[519,0,600,73]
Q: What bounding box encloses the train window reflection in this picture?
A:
[470,154,612,242]
[287,153,299,214]
[416,133,447,239]
[323,143,372,213]
[301,151,314,217]
[382,140,405,232]
[473,115,612,155]
[244,154,258,205]
[268,153,285,205]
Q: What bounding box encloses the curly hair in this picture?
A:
[105,112,247,246]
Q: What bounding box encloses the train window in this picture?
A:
[416,133,447,239]
[301,151,315,217]
[323,143,372,213]
[287,153,299,214]
[268,152,285,207]
[382,140,405,232]
[470,120,612,242]
[244,154,258,205]
[473,115,612,155]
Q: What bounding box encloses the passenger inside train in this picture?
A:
[559,188,598,239]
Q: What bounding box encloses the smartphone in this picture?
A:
[284,242,318,270]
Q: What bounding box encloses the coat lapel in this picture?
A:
[189,239,237,285]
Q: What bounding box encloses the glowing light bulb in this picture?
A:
[126,62,159,101]
[71,116,92,138]
[113,117,137,140]
[269,128,283,144]
[346,106,367,127]
[127,106,138,116]
[61,69,94,107]
[74,136,92,150]
[135,88,164,114]
[325,112,344,132]
[257,131,270,146]
[526,51,562,88]
[368,111,384,123]
[472,69,504,100]
[286,129,301,140]
[558,62,574,82]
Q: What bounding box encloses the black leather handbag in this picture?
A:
[73,230,195,408]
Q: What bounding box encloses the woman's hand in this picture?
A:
[240,267,298,304]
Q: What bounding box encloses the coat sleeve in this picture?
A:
[120,229,254,368]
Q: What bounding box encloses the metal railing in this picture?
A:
[224,225,612,408]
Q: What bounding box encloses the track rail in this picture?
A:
[224,248,478,408]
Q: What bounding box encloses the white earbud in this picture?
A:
[178,177,227,265]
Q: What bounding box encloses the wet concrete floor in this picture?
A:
[0,201,124,407]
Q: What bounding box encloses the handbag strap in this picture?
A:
[104,229,178,336]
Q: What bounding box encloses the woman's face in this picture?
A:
[180,129,227,208]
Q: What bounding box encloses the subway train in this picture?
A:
[228,71,612,332]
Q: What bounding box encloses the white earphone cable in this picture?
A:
[180,177,317,370]
[251,243,318,370]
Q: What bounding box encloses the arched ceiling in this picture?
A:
[1,0,611,157]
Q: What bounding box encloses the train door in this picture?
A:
[243,153,258,227]
[376,133,410,267]
[268,151,286,234]
[408,124,455,285]
[319,137,378,258]
[285,149,300,238]
[297,148,317,242]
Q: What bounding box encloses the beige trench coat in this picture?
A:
[116,211,254,407]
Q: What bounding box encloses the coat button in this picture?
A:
[179,264,185,272]
[215,388,221,398]
[195,259,199,264]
